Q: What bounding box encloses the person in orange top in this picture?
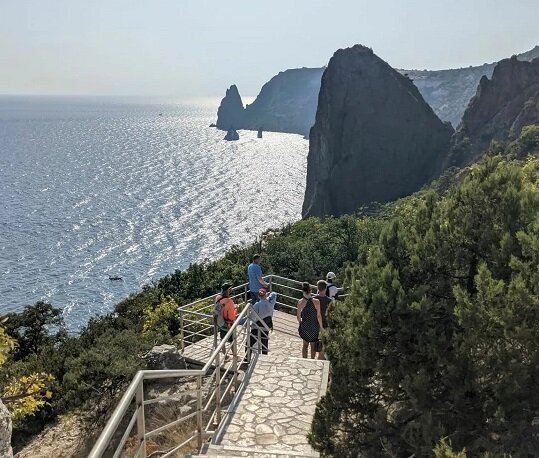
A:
[214,282,238,359]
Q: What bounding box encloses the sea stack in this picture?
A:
[216,84,245,130]
[302,45,453,218]
[447,56,539,167]
[224,128,240,141]
[257,128,263,138]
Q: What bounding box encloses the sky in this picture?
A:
[1,0,538,99]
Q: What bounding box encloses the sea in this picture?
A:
[0,96,308,331]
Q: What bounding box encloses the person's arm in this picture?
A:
[314,299,324,331]
[256,265,269,288]
[296,300,302,323]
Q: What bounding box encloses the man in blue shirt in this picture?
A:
[247,254,269,304]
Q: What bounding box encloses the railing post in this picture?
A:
[245,315,251,364]
[135,380,146,458]
[232,326,239,390]
[196,375,203,448]
[244,284,248,305]
[213,323,218,351]
[215,343,222,425]
[179,310,184,354]
[257,327,262,354]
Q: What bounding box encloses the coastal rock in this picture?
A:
[143,344,186,370]
[224,128,240,141]
[215,46,539,135]
[242,68,324,135]
[216,84,244,130]
[0,400,12,458]
[400,49,539,127]
[447,56,539,167]
[302,45,453,218]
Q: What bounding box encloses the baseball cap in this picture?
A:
[258,288,267,296]
[326,272,336,280]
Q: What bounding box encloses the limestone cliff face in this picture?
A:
[447,57,539,167]
[216,85,244,130]
[242,68,324,135]
[302,45,454,218]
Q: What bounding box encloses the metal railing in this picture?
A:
[177,274,345,354]
[89,275,344,458]
[89,305,271,457]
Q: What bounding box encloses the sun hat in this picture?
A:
[221,282,233,292]
[326,272,336,280]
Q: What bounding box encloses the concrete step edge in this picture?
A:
[208,443,319,457]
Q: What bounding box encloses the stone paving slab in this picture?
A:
[216,354,329,456]
[213,444,318,456]
[183,311,306,365]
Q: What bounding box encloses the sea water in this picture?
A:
[0,96,308,330]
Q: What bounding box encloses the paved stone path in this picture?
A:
[217,354,328,455]
[187,310,329,457]
[183,310,309,364]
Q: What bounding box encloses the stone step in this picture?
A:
[208,443,319,456]
[190,454,315,458]
[190,442,319,457]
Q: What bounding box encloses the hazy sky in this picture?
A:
[1,0,538,98]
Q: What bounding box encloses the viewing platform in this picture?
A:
[89,276,334,458]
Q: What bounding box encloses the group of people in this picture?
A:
[296,273,337,360]
[213,254,339,362]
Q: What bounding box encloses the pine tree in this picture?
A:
[311,155,539,456]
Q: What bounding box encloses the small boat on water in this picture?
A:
[109,276,123,281]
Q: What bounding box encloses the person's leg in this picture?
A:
[318,348,326,360]
[219,328,225,355]
[250,291,258,304]
[250,328,258,355]
[261,329,269,355]
[302,340,309,358]
[310,342,316,359]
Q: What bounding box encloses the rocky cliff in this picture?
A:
[403,64,497,127]
[216,46,539,135]
[447,56,539,167]
[302,45,454,217]
[241,68,323,135]
[404,46,539,127]
[215,69,323,136]
[216,85,244,130]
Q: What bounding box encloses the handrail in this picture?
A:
[90,274,345,457]
[89,297,270,458]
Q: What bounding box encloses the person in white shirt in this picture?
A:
[325,272,339,300]
[249,288,277,355]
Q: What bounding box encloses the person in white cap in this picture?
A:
[325,272,339,300]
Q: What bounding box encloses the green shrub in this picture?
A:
[311,155,539,456]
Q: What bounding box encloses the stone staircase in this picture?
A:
[188,334,329,458]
